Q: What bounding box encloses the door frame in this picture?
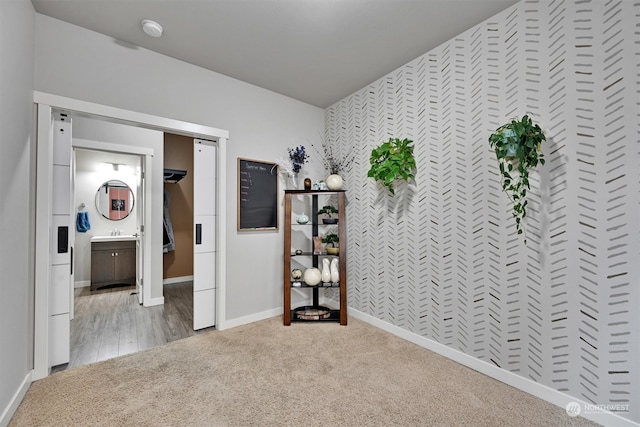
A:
[33,91,229,380]
[72,140,152,305]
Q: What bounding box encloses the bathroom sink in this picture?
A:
[90,235,139,242]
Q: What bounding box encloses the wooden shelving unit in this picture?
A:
[283,190,347,325]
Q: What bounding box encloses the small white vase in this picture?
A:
[330,258,339,283]
[321,258,331,283]
[326,174,343,190]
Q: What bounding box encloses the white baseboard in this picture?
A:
[74,280,90,289]
[0,371,31,427]
[163,275,193,285]
[144,296,164,307]
[220,307,282,331]
[349,308,638,427]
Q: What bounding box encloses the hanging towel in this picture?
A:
[76,211,91,233]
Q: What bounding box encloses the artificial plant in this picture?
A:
[488,115,546,242]
[322,233,339,247]
[367,137,417,195]
[317,205,338,218]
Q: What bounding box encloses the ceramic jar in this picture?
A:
[326,174,343,190]
[303,268,322,286]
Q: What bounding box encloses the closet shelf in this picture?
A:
[164,168,187,183]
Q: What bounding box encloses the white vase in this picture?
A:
[321,258,331,283]
[326,174,343,190]
[330,258,339,283]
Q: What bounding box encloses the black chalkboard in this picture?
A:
[238,158,279,231]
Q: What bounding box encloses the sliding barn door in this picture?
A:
[193,139,216,330]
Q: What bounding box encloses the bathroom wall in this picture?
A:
[163,133,194,281]
[325,1,639,424]
[73,149,140,287]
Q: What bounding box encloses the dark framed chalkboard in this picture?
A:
[237,158,279,231]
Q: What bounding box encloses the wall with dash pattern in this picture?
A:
[325,0,639,423]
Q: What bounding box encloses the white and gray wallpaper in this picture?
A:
[325,0,639,423]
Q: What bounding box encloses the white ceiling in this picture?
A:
[32,0,518,108]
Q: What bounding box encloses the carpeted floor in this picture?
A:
[10,317,599,426]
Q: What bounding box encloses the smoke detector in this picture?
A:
[141,19,163,38]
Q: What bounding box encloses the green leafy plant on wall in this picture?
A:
[367,138,417,195]
[488,115,546,242]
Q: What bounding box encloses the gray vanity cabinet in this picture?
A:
[90,240,136,291]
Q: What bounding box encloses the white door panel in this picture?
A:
[193,140,216,330]
[52,165,71,215]
[194,178,216,216]
[52,119,71,165]
[194,253,216,292]
[48,113,72,368]
[50,264,70,315]
[49,313,70,367]
[50,214,71,266]
[194,215,215,253]
[194,142,216,181]
[193,289,216,330]
[136,156,148,305]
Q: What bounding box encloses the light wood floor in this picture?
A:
[52,281,210,374]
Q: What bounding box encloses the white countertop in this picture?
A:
[90,235,139,242]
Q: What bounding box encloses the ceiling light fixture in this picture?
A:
[141,19,163,38]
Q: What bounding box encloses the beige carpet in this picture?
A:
[11,317,598,426]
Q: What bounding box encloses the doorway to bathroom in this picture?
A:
[33,92,229,379]
[52,139,197,373]
[56,129,211,372]
[72,148,143,301]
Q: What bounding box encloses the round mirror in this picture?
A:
[95,180,135,221]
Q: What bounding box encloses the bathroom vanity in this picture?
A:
[90,236,137,291]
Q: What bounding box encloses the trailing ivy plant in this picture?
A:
[367,138,417,195]
[488,115,546,242]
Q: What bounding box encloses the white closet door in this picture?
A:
[50,113,72,367]
[193,140,216,330]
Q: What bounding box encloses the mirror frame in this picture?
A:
[95,179,135,221]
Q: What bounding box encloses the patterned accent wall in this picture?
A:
[325,0,639,422]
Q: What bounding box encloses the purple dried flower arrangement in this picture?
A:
[287,145,309,173]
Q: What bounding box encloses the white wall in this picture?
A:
[325,1,639,425]
[34,14,325,321]
[0,0,35,423]
[74,149,140,285]
[72,118,163,300]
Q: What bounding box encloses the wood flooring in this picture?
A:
[52,281,209,374]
